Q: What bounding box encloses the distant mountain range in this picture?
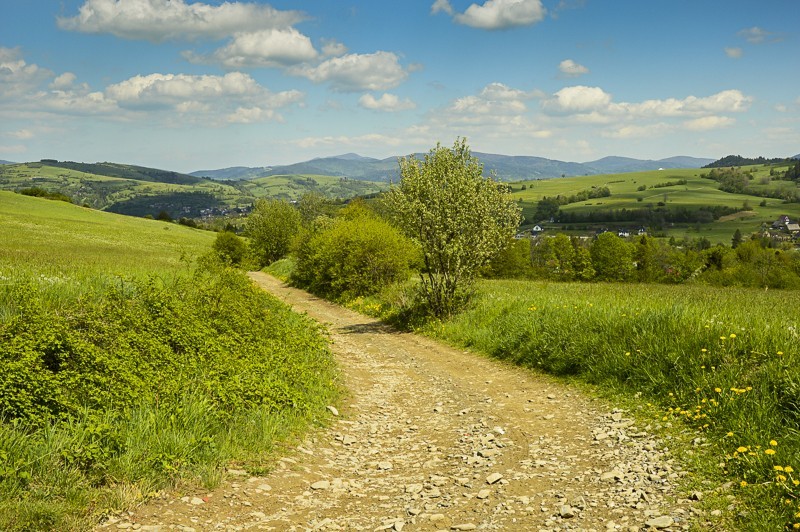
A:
[0,160,16,165]
[191,153,717,182]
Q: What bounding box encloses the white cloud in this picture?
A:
[227,106,278,124]
[544,85,611,113]
[431,0,454,15]
[683,116,736,131]
[359,93,416,112]
[558,59,589,77]
[544,86,752,119]
[603,123,673,139]
[321,39,348,57]
[0,47,53,98]
[289,51,409,92]
[50,72,77,89]
[450,0,547,30]
[725,47,743,59]
[185,28,318,69]
[58,0,305,42]
[104,72,303,122]
[7,129,34,139]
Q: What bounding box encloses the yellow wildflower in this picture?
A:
[775,466,785,471]
[785,466,794,473]
[726,432,734,437]
[715,387,722,393]
[765,449,776,455]
[770,440,778,446]
[737,446,748,453]
[730,333,737,338]
[740,480,747,487]
[777,351,783,356]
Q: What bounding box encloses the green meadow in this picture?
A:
[0,192,338,530]
[511,165,800,243]
[238,173,386,200]
[347,278,800,530]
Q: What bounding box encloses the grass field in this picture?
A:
[0,192,338,530]
[350,278,800,530]
[511,165,800,243]
[0,164,386,217]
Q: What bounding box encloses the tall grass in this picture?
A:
[0,194,340,530]
[362,279,799,529]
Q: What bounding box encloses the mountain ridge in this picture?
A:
[192,153,716,182]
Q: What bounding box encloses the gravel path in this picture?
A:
[101,273,699,531]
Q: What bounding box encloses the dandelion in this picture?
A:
[715,387,722,393]
[740,480,747,487]
[625,352,630,356]
[730,333,737,338]
[793,480,799,486]
[777,351,784,356]
[785,466,794,473]
[701,348,707,352]
[775,466,785,471]
[720,336,726,341]
[737,446,748,453]
[726,432,734,437]
[765,449,776,455]
[770,440,778,446]
[777,475,787,482]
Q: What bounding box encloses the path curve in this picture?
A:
[103,273,698,531]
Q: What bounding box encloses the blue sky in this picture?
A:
[1,0,798,172]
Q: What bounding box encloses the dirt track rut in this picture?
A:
[102,272,698,531]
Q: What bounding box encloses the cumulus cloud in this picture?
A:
[602,123,672,139]
[725,47,743,59]
[50,72,77,89]
[0,47,53,98]
[359,93,416,112]
[58,0,305,42]
[434,0,546,30]
[184,28,318,69]
[544,85,611,113]
[558,59,589,77]
[683,116,736,131]
[321,39,348,57]
[544,86,752,119]
[104,72,303,123]
[289,51,409,92]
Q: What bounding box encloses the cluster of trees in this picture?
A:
[556,205,739,226]
[704,165,800,202]
[703,155,790,168]
[221,139,521,317]
[534,186,611,220]
[486,232,800,289]
[17,186,72,203]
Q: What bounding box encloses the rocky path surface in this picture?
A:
[101,273,700,531]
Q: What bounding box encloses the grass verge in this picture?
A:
[347,279,800,530]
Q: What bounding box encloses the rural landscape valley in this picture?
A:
[3,1,800,531]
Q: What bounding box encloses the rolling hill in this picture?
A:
[193,152,715,182]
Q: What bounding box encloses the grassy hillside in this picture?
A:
[0,163,386,218]
[0,190,214,280]
[0,192,338,530]
[239,173,386,200]
[512,164,800,242]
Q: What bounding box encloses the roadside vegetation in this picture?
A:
[0,192,338,530]
[252,144,800,530]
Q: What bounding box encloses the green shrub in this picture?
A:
[291,204,417,300]
[212,231,246,266]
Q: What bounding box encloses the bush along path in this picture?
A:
[108,272,701,531]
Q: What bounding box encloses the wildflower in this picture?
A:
[775,466,785,471]
[740,480,747,487]
[726,432,734,437]
[777,351,783,356]
[730,333,737,338]
[737,446,748,453]
[720,336,726,341]
[792,523,799,529]
[785,466,794,473]
[625,352,630,356]
[715,387,722,393]
[777,475,787,482]
[770,440,778,446]
[765,449,776,455]
[793,480,799,486]
[701,348,707,353]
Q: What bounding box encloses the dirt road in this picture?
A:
[103,273,698,531]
